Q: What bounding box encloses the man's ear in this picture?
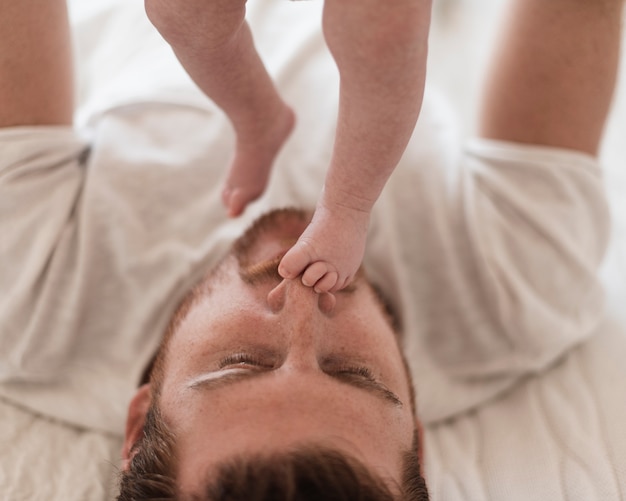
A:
[121,384,152,471]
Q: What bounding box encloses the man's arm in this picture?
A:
[480,0,624,155]
[0,0,74,127]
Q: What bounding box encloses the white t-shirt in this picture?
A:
[1,2,625,498]
[0,85,608,432]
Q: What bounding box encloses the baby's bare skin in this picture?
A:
[145,0,294,218]
[221,105,295,217]
[279,193,370,293]
[146,0,431,292]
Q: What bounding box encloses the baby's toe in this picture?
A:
[301,261,329,287]
[329,274,351,293]
[313,271,338,293]
[279,243,314,279]
[227,188,249,217]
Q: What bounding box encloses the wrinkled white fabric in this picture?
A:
[1,0,625,500]
[1,85,609,432]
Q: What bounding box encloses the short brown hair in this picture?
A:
[117,404,177,499]
[117,402,428,500]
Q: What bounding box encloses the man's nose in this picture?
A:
[267,278,336,316]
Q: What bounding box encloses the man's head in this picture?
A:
[118,209,428,500]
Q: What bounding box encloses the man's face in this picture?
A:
[150,210,417,495]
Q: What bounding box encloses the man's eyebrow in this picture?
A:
[239,255,283,286]
[187,368,403,408]
[331,371,403,408]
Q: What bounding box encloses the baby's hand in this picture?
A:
[278,201,370,293]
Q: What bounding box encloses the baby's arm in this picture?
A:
[145,0,294,217]
[279,0,432,292]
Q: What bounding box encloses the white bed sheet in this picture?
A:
[1,1,625,500]
[0,398,121,500]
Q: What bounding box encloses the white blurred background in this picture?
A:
[67,0,626,183]
[425,0,626,319]
[67,0,626,314]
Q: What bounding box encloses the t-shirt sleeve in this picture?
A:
[0,127,88,381]
[420,139,610,379]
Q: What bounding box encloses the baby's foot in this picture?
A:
[278,200,370,293]
[222,105,295,217]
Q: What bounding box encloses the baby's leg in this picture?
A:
[216,22,295,217]
[279,0,431,292]
[145,0,294,217]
